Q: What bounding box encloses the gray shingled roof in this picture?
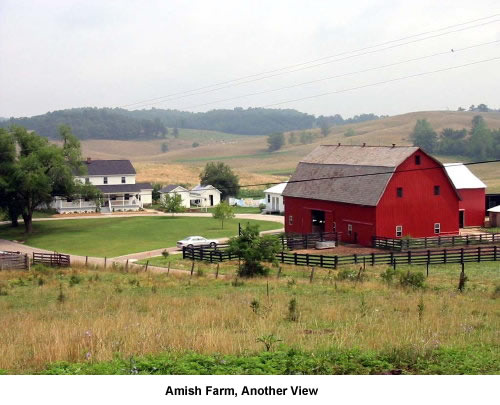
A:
[283,145,419,206]
[96,182,152,194]
[84,160,136,176]
[160,184,187,193]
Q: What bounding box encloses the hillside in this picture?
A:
[74,110,500,191]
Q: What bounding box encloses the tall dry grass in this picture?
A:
[0,262,498,373]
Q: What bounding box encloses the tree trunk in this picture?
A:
[8,205,19,227]
[22,213,33,234]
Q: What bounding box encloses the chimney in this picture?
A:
[86,157,92,164]
[362,143,366,147]
[337,142,341,146]
[391,144,396,148]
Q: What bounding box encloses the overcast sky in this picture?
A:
[1,0,499,118]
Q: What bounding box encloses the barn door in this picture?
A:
[459,210,465,228]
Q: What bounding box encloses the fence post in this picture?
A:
[145,260,149,272]
[354,254,357,264]
[458,262,466,292]
[104,257,107,269]
[334,256,338,269]
[167,262,170,275]
[461,248,464,263]
[126,259,129,272]
[494,245,498,261]
[424,237,427,249]
[306,254,309,267]
[26,254,30,271]
[190,261,195,277]
[182,246,186,260]
[408,251,411,264]
[320,255,323,268]
[304,234,308,249]
[294,253,298,266]
[209,251,213,263]
[309,267,315,283]
[444,248,447,264]
[477,246,481,263]
[371,253,375,266]
[85,256,88,267]
[277,267,282,279]
[466,235,470,246]
[363,256,366,270]
[452,236,455,246]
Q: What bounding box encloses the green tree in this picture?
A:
[410,119,437,152]
[468,115,493,160]
[0,126,93,233]
[267,132,284,152]
[344,128,356,137]
[160,193,185,215]
[289,132,297,144]
[161,142,169,153]
[212,201,235,229]
[319,122,330,137]
[199,162,240,200]
[227,223,281,277]
[192,142,200,148]
[172,127,179,138]
[152,183,162,203]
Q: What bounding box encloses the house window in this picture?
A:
[415,155,421,165]
[348,224,352,236]
[103,177,108,185]
[111,196,116,201]
[121,176,126,184]
[434,223,441,234]
[288,215,293,225]
[434,185,440,195]
[333,222,336,232]
[396,225,402,237]
[85,178,90,184]
[396,187,403,198]
[66,198,72,203]
[267,194,271,203]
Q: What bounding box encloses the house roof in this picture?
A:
[283,145,422,206]
[444,163,486,189]
[487,205,500,213]
[264,182,288,194]
[160,184,188,193]
[191,184,221,193]
[82,160,136,176]
[96,182,152,194]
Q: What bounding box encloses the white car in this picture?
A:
[176,236,218,249]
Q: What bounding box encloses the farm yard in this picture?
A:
[0,216,282,258]
[0,259,498,374]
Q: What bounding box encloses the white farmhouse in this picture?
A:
[159,185,191,208]
[264,182,287,214]
[52,158,152,213]
[190,185,221,207]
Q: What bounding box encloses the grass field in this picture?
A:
[0,260,497,374]
[0,217,282,257]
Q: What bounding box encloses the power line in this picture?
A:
[178,39,499,110]
[257,56,500,108]
[121,14,500,109]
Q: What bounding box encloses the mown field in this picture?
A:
[0,260,498,374]
[0,217,282,257]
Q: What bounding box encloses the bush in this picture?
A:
[380,268,401,283]
[399,271,425,289]
[336,269,358,281]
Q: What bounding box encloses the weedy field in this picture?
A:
[0,260,498,374]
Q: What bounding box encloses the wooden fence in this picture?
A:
[372,233,499,251]
[183,245,500,269]
[280,232,342,250]
[0,251,29,270]
[32,252,70,267]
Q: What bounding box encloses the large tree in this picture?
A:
[199,162,240,200]
[267,132,285,152]
[410,119,438,153]
[0,125,96,233]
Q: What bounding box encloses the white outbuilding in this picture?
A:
[190,185,221,207]
[487,205,500,227]
[264,182,287,214]
[159,185,191,208]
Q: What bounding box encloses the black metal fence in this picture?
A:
[183,245,499,269]
[372,233,499,251]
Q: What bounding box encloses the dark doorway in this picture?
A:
[353,232,358,244]
[311,210,325,233]
[209,195,214,206]
[459,210,465,228]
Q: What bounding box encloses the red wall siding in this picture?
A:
[283,196,376,246]
[458,188,486,227]
[376,151,459,238]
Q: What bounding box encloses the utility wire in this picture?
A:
[172,159,500,192]
[178,39,499,110]
[257,56,500,108]
[121,15,500,109]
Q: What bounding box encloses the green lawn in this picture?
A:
[0,217,282,257]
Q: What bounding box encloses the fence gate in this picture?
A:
[32,252,71,267]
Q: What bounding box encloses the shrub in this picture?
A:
[380,268,401,283]
[69,274,82,287]
[336,269,358,281]
[492,285,500,299]
[250,299,260,314]
[161,250,169,259]
[256,334,282,352]
[287,298,299,322]
[399,271,425,289]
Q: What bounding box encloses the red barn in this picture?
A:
[444,163,486,227]
[282,145,461,246]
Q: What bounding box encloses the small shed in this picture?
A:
[444,163,486,227]
[264,182,287,214]
[487,205,500,227]
[190,185,221,207]
[159,185,190,208]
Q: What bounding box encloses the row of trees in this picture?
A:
[410,116,500,159]
[0,125,101,233]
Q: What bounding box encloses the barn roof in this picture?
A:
[283,145,420,206]
[444,163,486,189]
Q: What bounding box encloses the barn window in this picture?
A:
[415,155,421,165]
[348,224,352,236]
[434,185,440,195]
[103,177,108,184]
[396,225,402,237]
[333,222,336,232]
[396,187,403,198]
[288,215,293,225]
[267,194,270,203]
[434,223,441,234]
[121,176,126,184]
